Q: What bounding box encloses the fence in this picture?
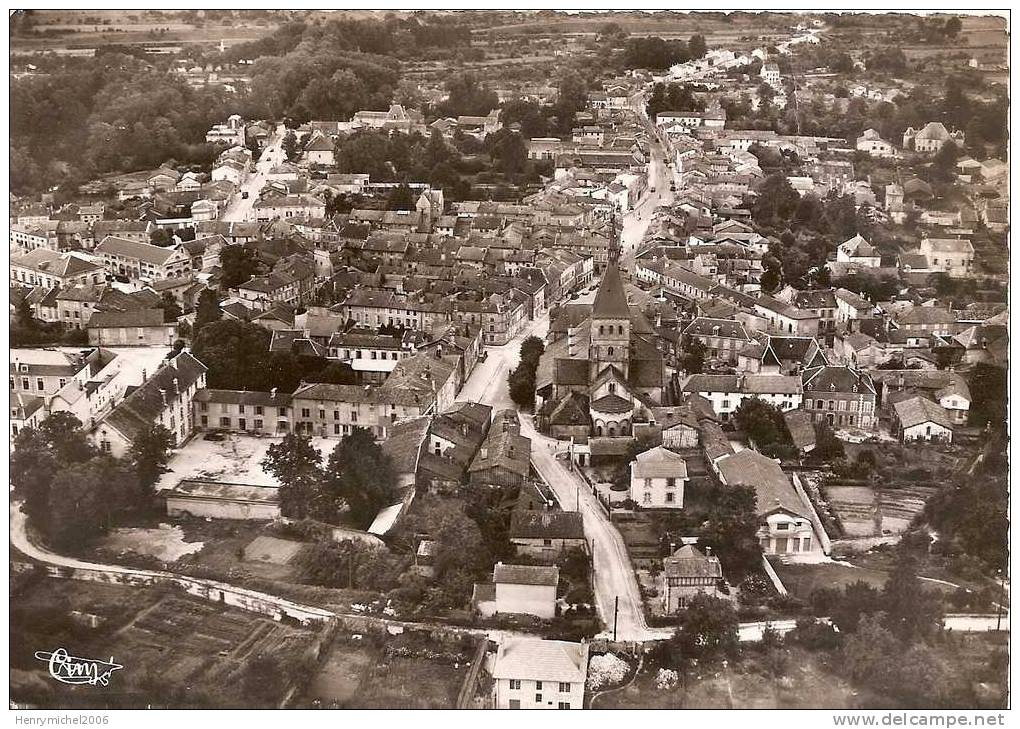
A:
[455,637,491,709]
[791,471,832,555]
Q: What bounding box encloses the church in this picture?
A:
[534,238,668,452]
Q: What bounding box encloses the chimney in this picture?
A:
[270,387,277,399]
[705,546,713,556]
[481,446,489,459]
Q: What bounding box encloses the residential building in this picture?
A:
[892,396,953,443]
[86,308,177,347]
[661,544,724,613]
[10,249,106,289]
[801,365,877,429]
[93,351,208,457]
[629,445,689,508]
[193,389,294,434]
[94,236,191,282]
[491,638,589,710]
[509,510,586,562]
[919,237,974,278]
[477,563,559,620]
[714,449,822,558]
[679,373,803,420]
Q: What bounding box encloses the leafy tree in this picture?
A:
[679,336,707,375]
[219,245,261,290]
[39,411,95,465]
[312,362,358,385]
[668,593,739,666]
[519,335,545,367]
[812,421,846,461]
[322,427,398,527]
[158,292,183,323]
[282,130,298,161]
[10,426,59,534]
[385,182,414,211]
[47,456,137,550]
[688,34,707,60]
[437,72,498,117]
[699,484,762,581]
[193,288,222,331]
[752,174,800,228]
[733,397,790,450]
[191,319,273,391]
[881,552,944,643]
[261,433,325,521]
[129,424,175,499]
[843,613,895,682]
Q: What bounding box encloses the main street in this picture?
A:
[220,122,288,223]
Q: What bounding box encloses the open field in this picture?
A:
[770,560,958,603]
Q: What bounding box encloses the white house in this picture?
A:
[715,449,822,558]
[486,563,559,620]
[679,374,803,421]
[836,234,881,268]
[629,445,688,508]
[492,638,588,710]
[856,128,896,157]
[893,396,953,443]
[919,237,974,278]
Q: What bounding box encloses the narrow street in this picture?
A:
[220,122,287,222]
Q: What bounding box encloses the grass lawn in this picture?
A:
[770,560,890,600]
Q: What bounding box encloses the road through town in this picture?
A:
[221,123,287,223]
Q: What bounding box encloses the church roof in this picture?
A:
[592,263,630,319]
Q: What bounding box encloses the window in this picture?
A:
[301,408,310,418]
[255,406,263,415]
[559,682,570,693]
[100,440,111,453]
[643,478,651,488]
[200,402,208,412]
[666,492,675,503]
[509,679,521,690]
[279,406,288,417]
[535,694,542,704]
[319,409,326,420]
[776,522,789,531]
[36,378,44,391]
[59,378,66,388]
[334,424,341,435]
[558,702,571,710]
[643,492,652,504]
[220,417,230,427]
[666,478,675,488]
[351,411,358,422]
[201,415,208,427]
[255,419,263,430]
[535,682,542,690]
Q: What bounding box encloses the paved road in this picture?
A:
[455,317,661,641]
[221,123,287,223]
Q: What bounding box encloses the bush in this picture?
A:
[586,652,630,690]
[788,617,841,650]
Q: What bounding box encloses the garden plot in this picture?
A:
[822,484,938,538]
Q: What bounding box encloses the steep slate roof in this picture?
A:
[493,563,559,587]
[715,449,809,519]
[893,396,953,430]
[193,389,294,407]
[492,639,589,683]
[95,236,181,265]
[592,262,630,319]
[87,308,168,329]
[662,545,724,579]
[632,445,689,479]
[104,351,207,442]
[802,365,875,395]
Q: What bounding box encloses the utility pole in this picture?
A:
[996,570,1005,631]
[576,483,579,511]
[613,596,620,642]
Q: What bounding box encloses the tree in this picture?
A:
[943,16,962,38]
[688,34,707,60]
[10,426,59,534]
[699,484,762,581]
[385,182,414,210]
[261,433,325,521]
[191,319,273,390]
[158,292,183,323]
[843,613,895,683]
[282,130,298,161]
[752,174,800,228]
[881,552,944,643]
[39,411,95,465]
[129,424,175,499]
[218,245,260,290]
[519,335,545,367]
[47,457,137,550]
[323,427,397,527]
[733,397,790,450]
[668,593,739,666]
[679,336,706,375]
[193,288,222,331]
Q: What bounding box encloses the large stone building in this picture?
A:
[535,232,667,445]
